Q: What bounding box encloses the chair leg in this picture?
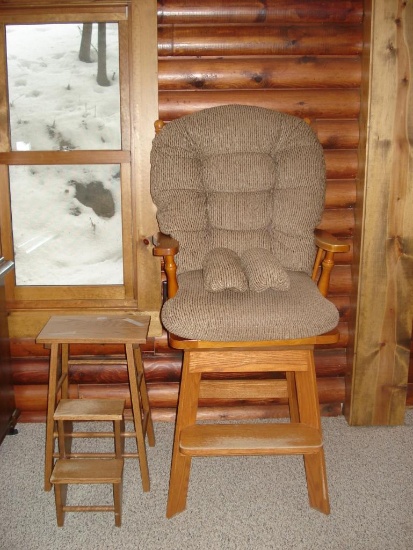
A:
[167,352,201,519]
[294,349,330,514]
[54,483,67,527]
[303,450,330,514]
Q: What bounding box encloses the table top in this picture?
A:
[36,314,151,344]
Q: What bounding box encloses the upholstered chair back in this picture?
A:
[151,104,326,278]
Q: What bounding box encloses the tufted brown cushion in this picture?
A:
[151,104,326,277]
[241,248,290,292]
[203,248,248,292]
[161,270,339,341]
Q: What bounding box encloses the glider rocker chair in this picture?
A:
[150,105,349,518]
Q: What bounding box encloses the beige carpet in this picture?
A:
[0,412,412,550]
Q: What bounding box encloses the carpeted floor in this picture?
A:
[0,412,412,550]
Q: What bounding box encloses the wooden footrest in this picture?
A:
[180,423,323,456]
[51,458,124,484]
[54,399,125,421]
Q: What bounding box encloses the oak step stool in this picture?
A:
[50,458,124,527]
[36,314,155,493]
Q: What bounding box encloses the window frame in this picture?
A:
[0,9,136,307]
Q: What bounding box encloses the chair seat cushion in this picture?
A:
[161,270,339,341]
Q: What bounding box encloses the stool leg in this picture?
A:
[113,482,122,527]
[113,419,124,459]
[44,343,59,491]
[167,351,201,518]
[57,419,73,458]
[134,347,155,447]
[54,483,67,527]
[126,344,150,492]
[295,350,330,514]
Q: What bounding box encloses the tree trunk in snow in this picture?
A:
[79,23,93,63]
[97,23,110,87]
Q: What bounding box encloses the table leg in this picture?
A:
[44,343,59,491]
[134,346,155,447]
[126,343,150,492]
[61,344,69,399]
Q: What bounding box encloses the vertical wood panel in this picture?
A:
[129,0,163,323]
[346,0,413,425]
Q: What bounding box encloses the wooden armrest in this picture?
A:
[152,232,179,256]
[314,229,350,253]
[152,233,179,298]
[312,230,349,297]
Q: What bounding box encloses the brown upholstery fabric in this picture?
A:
[151,104,338,340]
[151,104,326,276]
[161,270,339,341]
[241,248,290,292]
[203,248,248,292]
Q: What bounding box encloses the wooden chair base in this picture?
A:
[166,338,332,518]
[50,458,123,527]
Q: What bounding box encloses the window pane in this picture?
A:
[9,165,123,285]
[6,23,121,151]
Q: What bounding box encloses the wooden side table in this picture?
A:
[36,314,155,492]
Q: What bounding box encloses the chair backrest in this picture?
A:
[150,104,326,276]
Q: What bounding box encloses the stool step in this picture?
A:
[180,423,322,457]
[54,399,125,421]
[51,459,123,484]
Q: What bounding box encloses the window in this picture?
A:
[0,6,135,304]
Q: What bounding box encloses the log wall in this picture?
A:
[10,0,412,422]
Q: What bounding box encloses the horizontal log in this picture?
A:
[332,296,351,322]
[159,89,360,120]
[324,149,358,179]
[325,180,357,209]
[12,347,348,385]
[158,57,361,90]
[13,376,345,415]
[313,120,359,149]
[158,25,363,56]
[17,401,345,423]
[157,1,363,24]
[327,265,352,295]
[318,208,354,237]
